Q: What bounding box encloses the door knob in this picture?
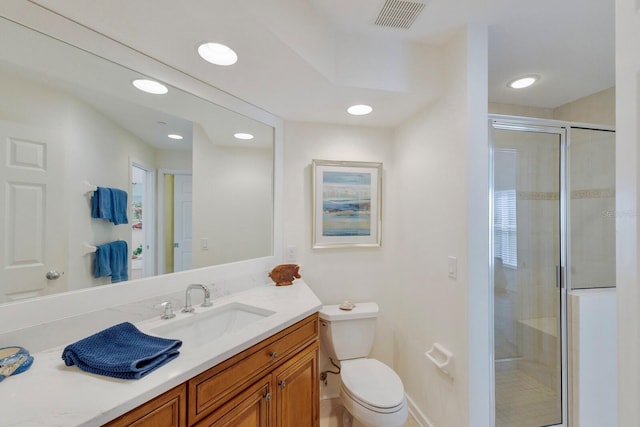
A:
[45,270,62,280]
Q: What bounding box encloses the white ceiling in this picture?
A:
[30,0,615,128]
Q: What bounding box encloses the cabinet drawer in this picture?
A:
[104,383,186,427]
[189,313,318,423]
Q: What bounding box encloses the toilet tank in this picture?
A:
[319,302,378,361]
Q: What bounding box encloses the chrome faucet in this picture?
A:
[182,284,213,313]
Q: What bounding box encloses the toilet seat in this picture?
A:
[340,358,405,411]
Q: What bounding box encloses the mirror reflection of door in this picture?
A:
[158,170,193,274]
[131,163,154,280]
[173,174,193,272]
[0,121,67,301]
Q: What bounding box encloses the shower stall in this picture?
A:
[490,115,615,427]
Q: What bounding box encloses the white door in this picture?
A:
[0,120,67,302]
[130,163,155,279]
[173,174,192,272]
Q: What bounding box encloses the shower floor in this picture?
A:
[495,362,561,427]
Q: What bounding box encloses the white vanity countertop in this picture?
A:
[1,280,321,426]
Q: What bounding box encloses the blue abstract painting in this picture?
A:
[322,171,371,236]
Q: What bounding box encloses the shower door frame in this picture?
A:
[488,114,615,427]
[489,115,569,427]
[489,114,616,427]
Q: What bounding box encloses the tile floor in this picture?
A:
[495,365,561,427]
[320,398,420,427]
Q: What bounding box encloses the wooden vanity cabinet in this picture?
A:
[194,342,318,427]
[273,343,319,427]
[104,383,187,427]
[190,313,319,427]
[103,313,319,427]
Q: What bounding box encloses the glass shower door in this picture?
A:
[492,124,565,427]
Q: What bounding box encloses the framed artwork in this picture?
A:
[312,159,382,248]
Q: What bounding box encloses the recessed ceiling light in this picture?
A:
[347,104,373,116]
[132,79,168,94]
[167,134,183,140]
[508,75,539,89]
[197,42,238,66]
[234,133,254,140]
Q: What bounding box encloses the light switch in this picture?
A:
[286,245,297,263]
[200,238,209,250]
[448,256,457,280]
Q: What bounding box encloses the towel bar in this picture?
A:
[83,243,97,255]
[84,181,97,194]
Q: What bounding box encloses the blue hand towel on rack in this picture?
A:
[93,243,112,279]
[93,241,128,283]
[91,187,128,224]
[109,240,128,283]
[61,322,182,380]
[110,188,128,225]
[91,187,112,221]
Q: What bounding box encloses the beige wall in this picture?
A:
[282,120,394,400]
[389,29,472,426]
[192,123,273,267]
[614,0,639,424]
[489,102,554,119]
[490,86,615,124]
[553,87,615,125]
[283,25,490,427]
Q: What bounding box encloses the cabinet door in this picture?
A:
[195,377,272,427]
[273,342,319,427]
[103,384,186,427]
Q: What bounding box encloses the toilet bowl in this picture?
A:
[339,359,408,427]
[319,303,408,427]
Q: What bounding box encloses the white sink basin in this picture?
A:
[150,302,275,347]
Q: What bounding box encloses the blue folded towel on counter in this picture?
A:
[92,187,128,225]
[61,322,182,380]
[94,240,128,283]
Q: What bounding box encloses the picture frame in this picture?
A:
[312,159,382,248]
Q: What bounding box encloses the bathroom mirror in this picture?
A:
[0,17,274,303]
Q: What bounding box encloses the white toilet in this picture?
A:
[319,302,408,427]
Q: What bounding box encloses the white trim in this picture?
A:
[406,393,434,427]
[488,114,616,132]
[130,161,156,279]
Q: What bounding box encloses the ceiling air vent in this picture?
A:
[374,0,426,29]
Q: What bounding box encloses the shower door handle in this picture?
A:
[555,266,564,289]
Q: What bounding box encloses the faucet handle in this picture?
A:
[154,301,176,319]
[202,285,213,307]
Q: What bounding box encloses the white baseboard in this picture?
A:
[406,392,434,427]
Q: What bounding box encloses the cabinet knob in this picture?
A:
[278,380,286,389]
[263,392,271,401]
[270,351,278,359]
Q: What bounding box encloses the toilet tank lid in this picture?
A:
[319,302,378,321]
